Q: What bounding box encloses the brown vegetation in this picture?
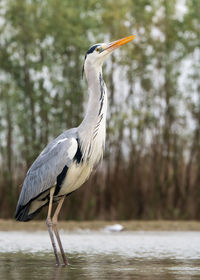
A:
[0,0,199,220]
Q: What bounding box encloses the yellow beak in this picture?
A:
[103,35,136,52]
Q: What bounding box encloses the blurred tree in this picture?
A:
[0,0,199,220]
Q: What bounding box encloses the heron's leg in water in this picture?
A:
[46,186,60,266]
[52,196,68,266]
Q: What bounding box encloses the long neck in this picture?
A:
[78,65,107,165]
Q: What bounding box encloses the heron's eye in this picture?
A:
[96,47,102,53]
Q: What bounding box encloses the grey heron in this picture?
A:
[15,35,135,266]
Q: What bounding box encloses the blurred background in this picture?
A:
[0,0,199,221]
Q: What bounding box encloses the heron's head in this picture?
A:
[83,35,135,77]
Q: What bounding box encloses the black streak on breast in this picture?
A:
[55,165,68,195]
[54,139,83,196]
[74,138,83,164]
[98,73,105,116]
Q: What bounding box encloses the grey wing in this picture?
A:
[17,137,78,208]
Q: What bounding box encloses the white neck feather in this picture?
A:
[78,64,107,166]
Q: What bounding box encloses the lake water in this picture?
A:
[0,231,200,279]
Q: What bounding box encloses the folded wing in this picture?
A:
[15,137,78,220]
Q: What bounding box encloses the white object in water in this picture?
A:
[104,224,124,232]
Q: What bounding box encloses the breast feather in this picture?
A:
[58,162,92,195]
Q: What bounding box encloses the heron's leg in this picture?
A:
[52,196,68,266]
[46,186,60,266]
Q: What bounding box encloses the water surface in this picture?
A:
[0,231,199,279]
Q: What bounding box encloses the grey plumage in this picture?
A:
[15,35,135,266]
[15,128,78,220]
